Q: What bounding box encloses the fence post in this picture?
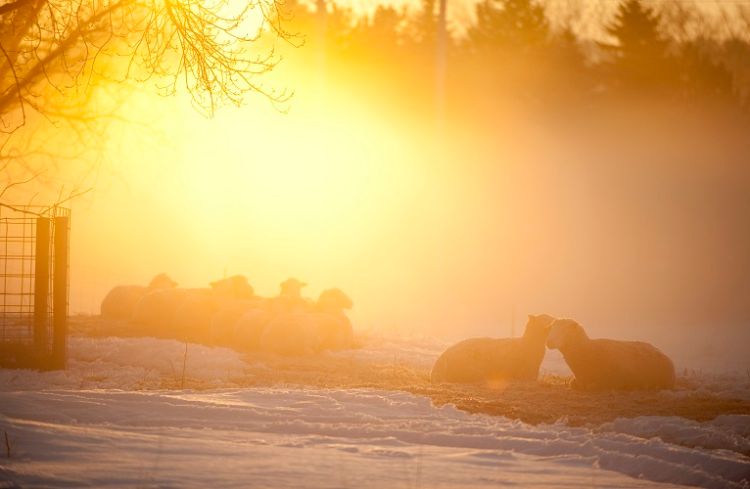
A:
[52,215,69,369]
[33,218,50,352]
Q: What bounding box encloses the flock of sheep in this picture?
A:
[100,274,355,355]
[100,277,675,391]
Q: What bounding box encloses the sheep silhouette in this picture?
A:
[546,318,676,391]
[124,274,357,355]
[431,314,555,384]
[259,286,355,356]
[132,275,256,341]
[100,273,177,320]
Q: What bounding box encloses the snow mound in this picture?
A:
[600,415,750,455]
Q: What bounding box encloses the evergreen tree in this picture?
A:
[603,0,672,92]
[676,39,734,102]
[467,0,549,52]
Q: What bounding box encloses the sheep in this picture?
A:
[209,275,255,300]
[268,277,311,315]
[258,287,356,356]
[259,312,320,356]
[100,273,177,320]
[430,314,556,384]
[208,298,264,347]
[232,307,273,351]
[131,287,191,337]
[171,289,219,343]
[314,288,354,351]
[546,318,676,391]
[131,275,258,342]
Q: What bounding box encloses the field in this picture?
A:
[1,317,749,488]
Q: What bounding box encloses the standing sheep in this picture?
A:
[430,314,556,384]
[100,273,177,320]
[546,318,676,391]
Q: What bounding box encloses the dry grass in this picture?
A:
[231,352,750,427]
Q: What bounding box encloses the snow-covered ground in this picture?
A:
[3,387,749,488]
[1,335,749,488]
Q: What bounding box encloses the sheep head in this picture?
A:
[546,319,588,350]
[210,275,255,299]
[149,273,178,289]
[522,313,555,341]
[280,278,307,298]
[317,288,353,313]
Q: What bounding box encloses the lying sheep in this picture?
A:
[314,288,354,351]
[546,318,675,391]
[132,275,257,341]
[220,278,308,351]
[131,287,191,337]
[259,312,320,356]
[209,275,255,300]
[100,273,177,320]
[232,307,273,351]
[259,287,356,356]
[430,314,556,384]
[269,278,311,315]
[209,299,257,347]
[172,289,219,343]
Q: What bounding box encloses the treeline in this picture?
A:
[278,0,750,117]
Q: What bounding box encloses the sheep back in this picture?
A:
[233,308,274,351]
[431,337,535,384]
[562,338,675,391]
[101,285,146,320]
[259,313,319,356]
[131,288,190,337]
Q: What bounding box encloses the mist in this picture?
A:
[60,86,750,373]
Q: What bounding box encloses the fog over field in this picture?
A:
[64,98,750,372]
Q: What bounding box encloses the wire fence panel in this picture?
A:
[0,205,70,370]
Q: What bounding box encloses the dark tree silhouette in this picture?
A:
[1,0,293,144]
[602,0,671,92]
[676,39,735,102]
[467,0,548,52]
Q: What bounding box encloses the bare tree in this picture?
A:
[0,0,295,202]
[1,0,294,128]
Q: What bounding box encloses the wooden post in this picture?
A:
[52,216,69,369]
[33,218,50,352]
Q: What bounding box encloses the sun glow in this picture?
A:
[69,74,448,323]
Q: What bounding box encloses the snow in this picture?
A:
[0,336,251,391]
[600,415,750,457]
[3,388,741,489]
[1,335,749,488]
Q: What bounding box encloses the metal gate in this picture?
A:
[0,205,70,370]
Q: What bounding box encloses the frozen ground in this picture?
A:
[2,388,749,488]
[1,334,749,488]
